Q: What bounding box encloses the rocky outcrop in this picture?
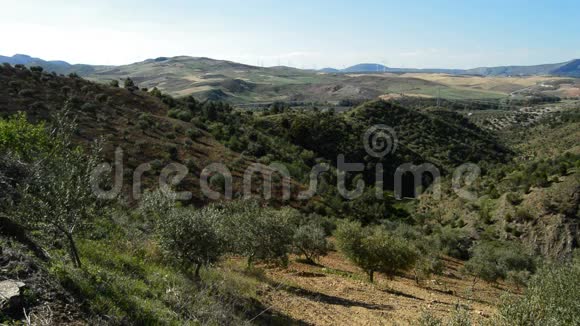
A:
[0,280,26,315]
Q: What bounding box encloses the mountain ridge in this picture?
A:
[323,59,580,76]
[2,53,580,77]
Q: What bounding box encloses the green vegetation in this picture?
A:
[156,207,226,280]
[217,200,298,267]
[335,221,417,282]
[0,111,49,159]
[463,241,535,284]
[1,63,578,324]
[292,223,330,264]
[493,253,580,326]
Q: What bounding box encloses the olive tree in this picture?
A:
[217,200,297,267]
[463,240,535,286]
[293,223,330,264]
[493,252,580,325]
[16,110,102,268]
[335,221,417,283]
[156,207,225,280]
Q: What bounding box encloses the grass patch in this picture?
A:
[49,238,259,325]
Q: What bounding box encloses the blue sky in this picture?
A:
[1,0,579,68]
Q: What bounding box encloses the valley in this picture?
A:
[1,61,578,325]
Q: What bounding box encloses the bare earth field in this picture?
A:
[252,250,511,325]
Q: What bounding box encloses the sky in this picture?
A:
[1,0,579,69]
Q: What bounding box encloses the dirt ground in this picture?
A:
[257,251,514,325]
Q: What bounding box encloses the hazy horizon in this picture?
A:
[2,0,580,69]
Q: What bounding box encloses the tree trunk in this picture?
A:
[471,276,478,292]
[369,270,374,283]
[194,264,202,281]
[66,233,82,268]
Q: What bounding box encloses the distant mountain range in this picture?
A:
[0,54,106,75]
[2,53,579,78]
[322,60,580,77]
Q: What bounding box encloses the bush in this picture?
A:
[186,128,202,140]
[514,207,534,222]
[335,221,417,283]
[0,153,29,208]
[0,112,50,160]
[463,240,535,284]
[156,207,225,280]
[81,102,99,113]
[292,223,330,263]
[493,253,580,325]
[506,192,523,205]
[124,77,136,89]
[299,213,336,236]
[18,89,35,97]
[176,110,193,122]
[433,226,472,260]
[137,188,176,230]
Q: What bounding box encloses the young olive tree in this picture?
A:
[156,207,225,280]
[463,240,535,286]
[17,109,102,268]
[292,223,330,264]
[217,200,297,267]
[493,252,580,325]
[335,221,417,283]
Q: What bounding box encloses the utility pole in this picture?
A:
[437,87,441,107]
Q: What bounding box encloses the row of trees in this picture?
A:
[142,193,332,280]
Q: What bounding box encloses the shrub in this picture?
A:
[292,223,330,263]
[299,213,336,236]
[335,221,417,283]
[493,253,580,325]
[95,93,108,103]
[176,110,193,122]
[506,192,523,205]
[138,188,176,229]
[0,153,29,208]
[156,207,225,280]
[506,270,531,289]
[433,226,472,260]
[124,77,136,89]
[18,89,35,97]
[81,102,99,113]
[186,128,202,140]
[167,145,178,160]
[411,235,445,284]
[514,207,534,222]
[463,240,535,284]
[0,112,50,159]
[109,79,119,87]
[209,173,226,192]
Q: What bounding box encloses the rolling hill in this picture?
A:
[323,60,580,77]
[1,59,579,326]
[2,54,579,103]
